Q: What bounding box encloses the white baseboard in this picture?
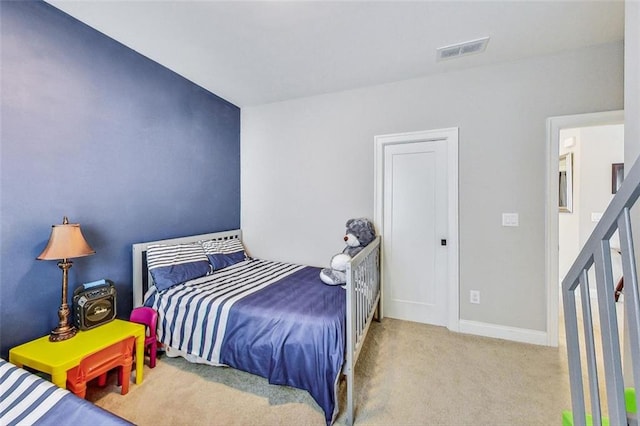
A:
[458,319,549,346]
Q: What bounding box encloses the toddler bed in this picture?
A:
[0,358,132,426]
[132,229,381,425]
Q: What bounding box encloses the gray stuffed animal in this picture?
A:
[320,218,376,286]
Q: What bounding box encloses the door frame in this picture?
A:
[545,110,624,346]
[374,128,460,331]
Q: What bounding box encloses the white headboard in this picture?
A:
[131,229,243,308]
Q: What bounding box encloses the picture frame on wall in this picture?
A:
[559,153,573,213]
[612,163,624,194]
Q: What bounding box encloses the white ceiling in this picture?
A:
[47,1,624,107]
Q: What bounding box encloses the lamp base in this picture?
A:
[50,265,76,342]
[49,324,77,342]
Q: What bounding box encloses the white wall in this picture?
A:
[624,0,640,383]
[578,125,624,247]
[558,128,581,283]
[241,42,623,333]
[626,1,640,166]
[558,125,624,288]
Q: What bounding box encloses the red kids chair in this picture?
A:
[129,307,158,368]
[66,337,135,399]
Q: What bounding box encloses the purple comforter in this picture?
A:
[149,260,346,424]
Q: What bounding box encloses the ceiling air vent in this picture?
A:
[436,37,490,61]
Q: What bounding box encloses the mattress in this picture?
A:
[145,258,346,424]
[0,358,132,426]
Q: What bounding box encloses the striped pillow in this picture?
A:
[201,238,247,271]
[147,243,211,291]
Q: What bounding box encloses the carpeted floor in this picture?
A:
[87,318,572,425]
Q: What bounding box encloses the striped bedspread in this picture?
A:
[0,358,131,426]
[146,258,346,425]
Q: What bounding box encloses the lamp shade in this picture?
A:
[37,217,95,261]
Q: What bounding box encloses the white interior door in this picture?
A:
[382,139,449,326]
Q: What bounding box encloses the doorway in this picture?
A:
[374,128,459,330]
[545,110,624,346]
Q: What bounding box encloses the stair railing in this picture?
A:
[563,156,640,425]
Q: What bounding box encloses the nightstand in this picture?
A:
[9,319,145,389]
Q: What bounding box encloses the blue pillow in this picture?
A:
[201,238,247,271]
[146,243,211,291]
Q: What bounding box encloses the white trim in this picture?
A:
[374,128,459,332]
[459,320,548,346]
[545,110,624,347]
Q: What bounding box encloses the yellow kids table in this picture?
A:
[9,319,145,389]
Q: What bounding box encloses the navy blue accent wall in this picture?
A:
[0,1,241,357]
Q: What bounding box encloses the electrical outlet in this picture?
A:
[470,290,480,304]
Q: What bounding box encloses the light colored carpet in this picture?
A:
[87,318,572,425]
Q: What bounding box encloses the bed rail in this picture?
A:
[345,235,381,426]
[562,155,640,425]
[132,230,381,426]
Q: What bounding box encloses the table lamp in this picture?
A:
[37,216,95,341]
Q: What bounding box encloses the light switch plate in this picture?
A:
[591,212,603,222]
[502,213,519,227]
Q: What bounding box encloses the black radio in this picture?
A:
[73,279,117,330]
